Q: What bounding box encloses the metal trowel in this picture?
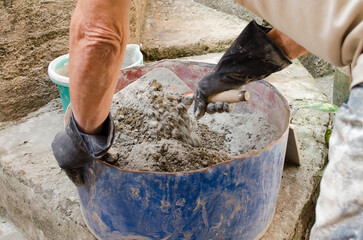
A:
[285,106,301,165]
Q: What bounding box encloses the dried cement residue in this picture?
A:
[56,62,69,77]
[103,68,281,172]
[193,110,279,156]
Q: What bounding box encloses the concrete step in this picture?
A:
[0,101,94,240]
[139,0,248,60]
[194,0,263,24]
[316,74,334,104]
[0,216,29,240]
[0,55,329,239]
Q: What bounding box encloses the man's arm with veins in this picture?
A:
[69,0,131,134]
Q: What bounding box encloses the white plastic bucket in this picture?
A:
[48,44,143,111]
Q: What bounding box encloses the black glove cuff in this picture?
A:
[52,112,115,170]
[252,21,292,68]
[214,21,292,84]
[66,112,115,159]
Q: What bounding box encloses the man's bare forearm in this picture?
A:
[69,0,131,134]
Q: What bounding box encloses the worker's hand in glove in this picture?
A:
[194,21,292,119]
[51,108,115,187]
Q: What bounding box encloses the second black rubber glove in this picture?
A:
[194,21,292,119]
[51,111,115,187]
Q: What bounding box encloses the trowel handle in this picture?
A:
[207,90,250,103]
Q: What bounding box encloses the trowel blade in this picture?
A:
[285,124,301,166]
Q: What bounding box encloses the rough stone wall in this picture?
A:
[0,0,75,122]
[0,0,148,122]
[129,0,148,44]
[333,66,351,106]
[194,0,263,24]
[298,53,334,78]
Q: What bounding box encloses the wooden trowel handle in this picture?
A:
[207,90,250,103]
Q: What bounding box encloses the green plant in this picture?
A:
[298,102,338,113]
[298,102,338,147]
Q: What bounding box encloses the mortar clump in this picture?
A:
[104,74,230,172]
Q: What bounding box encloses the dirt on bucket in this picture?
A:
[103,68,281,172]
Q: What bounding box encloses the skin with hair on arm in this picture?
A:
[51,0,131,186]
[69,0,131,134]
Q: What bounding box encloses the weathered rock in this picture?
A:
[0,0,75,122]
[195,0,264,24]
[140,0,248,61]
[298,53,335,78]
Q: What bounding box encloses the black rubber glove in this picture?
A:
[194,21,292,119]
[51,111,115,187]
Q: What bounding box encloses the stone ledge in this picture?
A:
[333,66,351,106]
[0,101,94,240]
[194,0,264,24]
[264,60,329,239]
[0,215,29,239]
[140,0,248,61]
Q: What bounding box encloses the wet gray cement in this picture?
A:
[0,56,329,239]
[106,68,280,172]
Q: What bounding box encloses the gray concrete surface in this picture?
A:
[264,61,330,239]
[140,0,249,60]
[194,0,264,24]
[0,53,328,239]
[298,54,335,79]
[0,102,95,240]
[316,75,334,104]
[333,67,351,107]
[0,216,29,240]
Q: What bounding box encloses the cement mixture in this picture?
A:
[56,61,69,77]
[103,68,281,172]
